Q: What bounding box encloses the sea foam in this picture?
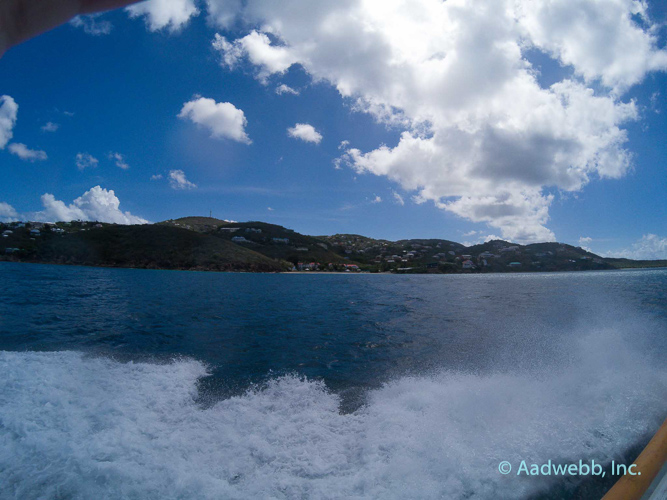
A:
[1,329,665,499]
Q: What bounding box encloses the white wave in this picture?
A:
[0,330,665,499]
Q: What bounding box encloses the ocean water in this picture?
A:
[0,262,666,499]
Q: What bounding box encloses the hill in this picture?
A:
[319,236,632,273]
[602,258,667,269]
[164,218,353,268]
[0,222,288,272]
[1,218,664,274]
[320,234,466,269]
[157,216,234,233]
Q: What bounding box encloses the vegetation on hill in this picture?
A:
[320,235,641,273]
[602,258,667,269]
[1,217,664,274]
[163,218,353,267]
[0,222,288,272]
[157,216,233,233]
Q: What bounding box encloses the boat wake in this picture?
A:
[1,328,665,499]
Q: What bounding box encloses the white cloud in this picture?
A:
[334,141,350,169]
[287,123,322,144]
[8,143,47,162]
[483,234,504,243]
[150,174,163,180]
[392,190,405,206]
[213,32,299,84]
[109,152,130,170]
[126,0,198,31]
[0,95,18,149]
[464,230,478,237]
[206,0,243,28]
[128,0,241,32]
[276,84,299,95]
[31,186,148,224]
[178,97,251,144]
[210,0,665,243]
[76,153,99,170]
[371,195,382,204]
[607,234,667,260]
[515,0,667,92]
[41,122,59,132]
[0,202,19,222]
[168,169,197,190]
[70,15,113,35]
[267,207,274,211]
[578,236,593,252]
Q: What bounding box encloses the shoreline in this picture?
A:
[2,259,665,276]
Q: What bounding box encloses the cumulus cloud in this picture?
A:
[150,174,163,180]
[213,32,299,84]
[168,169,197,190]
[607,234,667,260]
[515,0,667,92]
[41,122,59,132]
[109,152,130,170]
[29,186,148,224]
[207,0,666,243]
[8,143,47,162]
[287,123,322,144]
[178,97,251,144]
[276,84,299,95]
[0,202,19,222]
[370,195,382,204]
[70,15,113,35]
[0,95,18,149]
[126,0,199,31]
[76,153,99,170]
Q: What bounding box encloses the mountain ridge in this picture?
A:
[1,216,665,273]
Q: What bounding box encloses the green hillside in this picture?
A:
[321,236,618,273]
[1,222,288,272]
[602,258,667,269]
[1,218,664,274]
[157,216,233,233]
[165,218,353,267]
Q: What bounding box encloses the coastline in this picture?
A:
[2,259,665,276]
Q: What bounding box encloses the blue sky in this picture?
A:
[0,0,666,258]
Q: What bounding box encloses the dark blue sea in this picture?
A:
[1,262,666,499]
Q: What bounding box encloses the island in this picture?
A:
[1,216,665,273]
